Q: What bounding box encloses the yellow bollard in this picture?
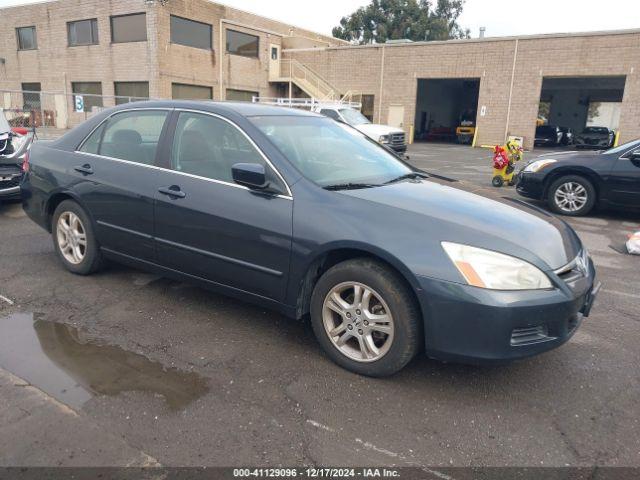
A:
[614,131,620,147]
[471,127,479,148]
[408,124,414,145]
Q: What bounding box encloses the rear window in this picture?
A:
[583,127,609,134]
[80,110,168,165]
[536,126,555,134]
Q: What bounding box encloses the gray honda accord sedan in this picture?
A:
[21,101,600,376]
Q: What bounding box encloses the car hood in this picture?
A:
[339,179,581,270]
[355,123,404,139]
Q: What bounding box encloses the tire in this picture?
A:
[547,175,596,217]
[51,200,104,275]
[492,176,504,187]
[310,258,421,377]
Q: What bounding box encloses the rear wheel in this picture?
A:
[310,258,421,377]
[52,200,104,275]
[547,175,596,216]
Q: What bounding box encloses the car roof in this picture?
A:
[107,100,322,118]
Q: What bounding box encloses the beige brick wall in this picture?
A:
[288,31,640,149]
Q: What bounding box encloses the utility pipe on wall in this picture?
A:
[504,38,519,142]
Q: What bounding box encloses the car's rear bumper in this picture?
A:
[416,262,598,364]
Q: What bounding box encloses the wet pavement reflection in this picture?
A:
[0,313,209,410]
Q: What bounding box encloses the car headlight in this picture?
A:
[442,242,553,290]
[523,159,557,173]
[379,135,390,144]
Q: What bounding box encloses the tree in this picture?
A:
[332,0,469,45]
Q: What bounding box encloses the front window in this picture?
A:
[605,139,640,156]
[250,116,411,187]
[339,109,371,126]
[171,83,213,100]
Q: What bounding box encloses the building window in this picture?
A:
[71,82,103,112]
[114,82,150,105]
[21,83,41,110]
[170,15,212,50]
[226,89,259,102]
[226,29,259,58]
[361,94,375,122]
[171,83,213,100]
[68,19,98,46]
[16,26,37,50]
[110,13,147,43]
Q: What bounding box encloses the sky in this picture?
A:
[1,0,639,38]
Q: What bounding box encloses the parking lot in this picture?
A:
[1,142,639,469]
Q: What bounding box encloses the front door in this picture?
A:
[607,148,640,206]
[75,109,170,261]
[269,44,281,81]
[153,110,293,302]
[387,105,405,129]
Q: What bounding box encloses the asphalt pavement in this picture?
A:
[0,142,639,469]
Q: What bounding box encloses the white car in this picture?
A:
[313,106,407,155]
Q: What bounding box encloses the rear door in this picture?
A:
[75,109,170,261]
[153,110,293,302]
[606,147,640,206]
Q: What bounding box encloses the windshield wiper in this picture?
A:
[384,172,429,185]
[323,183,380,191]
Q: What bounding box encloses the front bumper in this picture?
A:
[0,167,23,200]
[515,172,545,201]
[416,259,598,364]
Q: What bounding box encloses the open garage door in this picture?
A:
[536,76,626,149]
[414,78,480,144]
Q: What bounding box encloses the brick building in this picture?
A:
[1,0,639,148]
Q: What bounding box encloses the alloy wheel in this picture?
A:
[322,282,395,363]
[554,182,588,213]
[56,211,87,265]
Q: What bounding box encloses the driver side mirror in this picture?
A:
[232,163,268,190]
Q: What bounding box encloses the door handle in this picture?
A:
[74,164,93,175]
[158,185,186,199]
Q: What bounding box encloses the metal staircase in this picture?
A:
[271,58,361,108]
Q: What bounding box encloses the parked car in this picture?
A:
[575,126,615,149]
[0,110,34,201]
[559,127,574,146]
[312,105,407,155]
[22,101,599,376]
[534,125,563,147]
[517,139,640,216]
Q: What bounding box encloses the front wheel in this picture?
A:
[310,258,421,377]
[492,175,504,187]
[547,175,596,216]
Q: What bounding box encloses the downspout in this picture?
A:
[377,46,386,124]
[504,38,518,142]
[219,19,224,100]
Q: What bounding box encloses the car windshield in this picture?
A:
[339,109,371,126]
[536,126,556,134]
[250,116,412,187]
[604,139,640,155]
[583,127,609,134]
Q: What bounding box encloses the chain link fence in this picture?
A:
[0,89,149,138]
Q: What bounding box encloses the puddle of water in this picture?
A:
[0,313,209,410]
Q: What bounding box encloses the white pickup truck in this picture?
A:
[312,106,407,155]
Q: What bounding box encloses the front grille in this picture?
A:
[510,325,551,346]
[390,133,406,146]
[0,139,7,154]
[0,177,21,190]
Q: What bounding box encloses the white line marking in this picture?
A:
[604,289,640,300]
[355,438,399,457]
[0,295,14,305]
[306,419,335,433]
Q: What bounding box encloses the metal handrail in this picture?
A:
[280,59,339,101]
